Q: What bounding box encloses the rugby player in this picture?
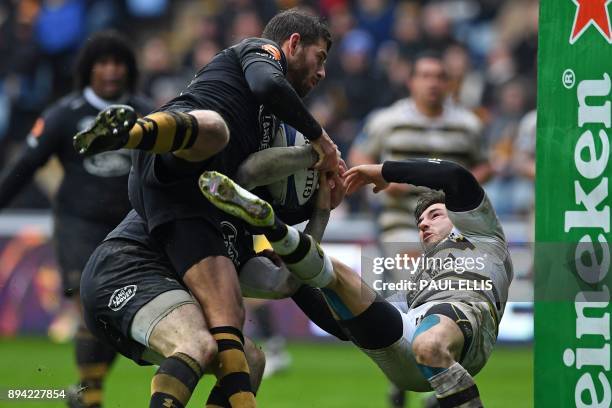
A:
[199,159,512,408]
[0,31,152,408]
[80,9,341,408]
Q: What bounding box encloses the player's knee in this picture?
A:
[173,328,218,368]
[192,110,229,155]
[412,335,453,368]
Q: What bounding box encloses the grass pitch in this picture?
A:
[0,337,532,407]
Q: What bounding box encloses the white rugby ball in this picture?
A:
[266,123,319,209]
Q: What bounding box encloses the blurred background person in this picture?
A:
[0,30,153,408]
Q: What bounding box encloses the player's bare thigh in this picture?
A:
[183,255,245,328]
[173,109,229,162]
[327,257,377,316]
[145,299,265,391]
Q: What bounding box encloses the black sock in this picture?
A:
[291,285,349,341]
[339,296,404,349]
[209,326,256,407]
[75,324,117,407]
[150,352,202,408]
[206,384,231,408]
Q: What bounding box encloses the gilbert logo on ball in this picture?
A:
[267,123,319,209]
[537,1,611,406]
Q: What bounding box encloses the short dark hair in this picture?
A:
[412,50,445,76]
[262,8,332,51]
[74,30,138,92]
[414,190,446,224]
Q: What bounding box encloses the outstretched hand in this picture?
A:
[344,164,388,195]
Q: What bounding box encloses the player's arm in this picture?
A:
[304,172,344,242]
[0,114,61,209]
[238,39,338,171]
[345,160,506,238]
[346,159,484,211]
[235,145,318,190]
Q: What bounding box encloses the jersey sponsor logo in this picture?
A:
[108,285,137,311]
[30,118,45,138]
[221,221,240,266]
[83,150,132,177]
[26,118,45,148]
[261,44,282,61]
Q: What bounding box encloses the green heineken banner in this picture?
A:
[536,0,611,407]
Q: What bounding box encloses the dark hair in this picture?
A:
[412,50,445,76]
[262,8,332,51]
[414,190,446,224]
[74,30,138,91]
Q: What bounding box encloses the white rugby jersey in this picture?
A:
[404,194,513,323]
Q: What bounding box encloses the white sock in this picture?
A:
[272,230,334,288]
[269,226,300,256]
[428,362,482,407]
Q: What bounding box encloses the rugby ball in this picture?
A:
[266,123,319,209]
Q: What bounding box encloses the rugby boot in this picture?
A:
[73,104,136,156]
[199,171,275,228]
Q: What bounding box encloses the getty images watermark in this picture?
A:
[366,252,493,293]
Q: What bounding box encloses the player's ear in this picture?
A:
[287,33,301,56]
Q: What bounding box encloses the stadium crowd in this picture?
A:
[0,0,537,218]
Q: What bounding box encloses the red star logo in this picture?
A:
[570,0,612,44]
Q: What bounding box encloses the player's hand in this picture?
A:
[257,249,283,267]
[329,172,346,209]
[344,164,389,195]
[316,171,332,210]
[311,129,340,172]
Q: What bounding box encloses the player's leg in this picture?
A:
[239,255,349,341]
[80,240,212,408]
[54,218,117,408]
[71,297,117,408]
[411,303,483,407]
[154,216,258,407]
[200,171,430,387]
[205,337,265,408]
[143,299,265,408]
[182,257,256,407]
[74,104,228,160]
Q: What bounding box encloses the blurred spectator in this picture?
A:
[443,43,485,109]
[483,78,532,216]
[513,109,536,181]
[421,2,457,52]
[324,29,387,155]
[355,0,395,51]
[388,2,422,57]
[227,9,264,44]
[140,35,183,107]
